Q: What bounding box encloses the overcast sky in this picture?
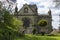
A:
[0,0,60,29]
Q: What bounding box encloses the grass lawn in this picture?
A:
[14,34,60,40]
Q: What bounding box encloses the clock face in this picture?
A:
[38,19,47,27]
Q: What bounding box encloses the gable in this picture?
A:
[28,5,37,13]
[18,4,37,16]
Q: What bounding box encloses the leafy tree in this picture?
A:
[4,10,23,30]
[0,9,23,40]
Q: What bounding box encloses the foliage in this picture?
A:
[32,28,36,34]
[0,22,21,40]
[4,10,23,30]
[38,19,47,27]
[0,9,23,40]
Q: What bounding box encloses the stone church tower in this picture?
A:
[14,4,53,34]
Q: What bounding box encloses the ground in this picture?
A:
[14,34,60,40]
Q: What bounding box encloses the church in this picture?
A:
[14,3,53,34]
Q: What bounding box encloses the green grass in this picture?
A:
[14,34,60,40]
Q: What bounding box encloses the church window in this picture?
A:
[22,17,30,28]
[24,7,28,13]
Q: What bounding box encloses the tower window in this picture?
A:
[24,7,28,13]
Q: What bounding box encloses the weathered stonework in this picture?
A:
[14,4,53,34]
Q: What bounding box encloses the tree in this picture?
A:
[0,9,23,40]
[4,10,23,30]
[38,19,47,35]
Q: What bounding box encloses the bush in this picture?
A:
[32,28,36,34]
[38,19,47,27]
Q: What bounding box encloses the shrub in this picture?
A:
[38,19,47,27]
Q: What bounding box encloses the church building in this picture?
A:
[14,4,53,34]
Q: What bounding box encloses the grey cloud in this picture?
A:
[6,0,17,4]
[10,0,17,3]
[53,0,60,7]
[53,0,60,2]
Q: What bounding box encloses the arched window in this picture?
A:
[22,17,30,28]
[24,7,28,13]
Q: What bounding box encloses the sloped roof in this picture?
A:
[18,4,38,16]
[28,4,37,14]
[18,4,51,16]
